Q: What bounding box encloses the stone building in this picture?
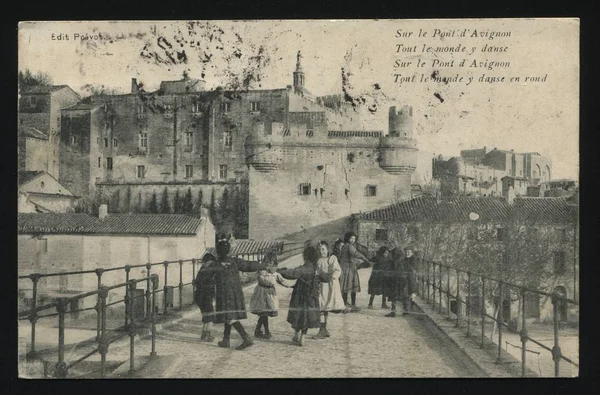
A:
[18,170,79,213]
[438,147,553,197]
[354,191,578,324]
[245,105,417,240]
[58,51,428,238]
[18,205,215,312]
[18,85,80,178]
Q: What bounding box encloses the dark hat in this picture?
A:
[404,246,415,251]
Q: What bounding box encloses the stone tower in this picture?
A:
[378,105,418,174]
[293,51,306,94]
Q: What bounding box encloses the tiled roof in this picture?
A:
[356,196,577,224]
[205,240,285,257]
[18,170,45,186]
[63,102,99,111]
[18,126,48,140]
[18,213,204,235]
[21,85,70,94]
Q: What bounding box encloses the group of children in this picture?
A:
[193,232,416,349]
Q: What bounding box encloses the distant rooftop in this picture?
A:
[18,126,48,140]
[357,195,577,224]
[18,213,206,235]
[204,240,285,257]
[21,85,71,94]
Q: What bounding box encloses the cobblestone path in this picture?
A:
[129,263,486,378]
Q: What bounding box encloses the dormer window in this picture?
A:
[29,97,36,107]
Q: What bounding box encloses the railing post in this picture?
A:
[150,274,158,357]
[427,261,431,304]
[481,277,486,348]
[26,273,41,360]
[455,270,461,328]
[466,272,471,337]
[178,260,184,309]
[145,263,152,320]
[432,262,436,308]
[95,269,104,342]
[98,286,109,378]
[163,261,169,315]
[124,265,131,329]
[55,298,68,378]
[551,292,562,377]
[446,266,451,318]
[438,263,443,314]
[497,281,504,364]
[192,258,196,283]
[128,280,137,375]
[520,289,528,377]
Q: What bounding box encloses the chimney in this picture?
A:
[506,186,516,205]
[131,78,139,94]
[99,204,108,220]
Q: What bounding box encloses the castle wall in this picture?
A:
[248,143,412,240]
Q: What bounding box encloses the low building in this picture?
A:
[18,170,79,213]
[18,205,215,311]
[354,191,578,325]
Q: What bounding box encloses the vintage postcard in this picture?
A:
[17,19,579,378]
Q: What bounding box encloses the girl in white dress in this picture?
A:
[249,252,294,339]
[313,240,345,339]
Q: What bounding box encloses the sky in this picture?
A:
[18,19,579,179]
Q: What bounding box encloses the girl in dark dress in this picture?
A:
[367,246,391,309]
[213,239,266,350]
[193,253,218,342]
[339,232,371,312]
[383,247,409,317]
[278,246,331,347]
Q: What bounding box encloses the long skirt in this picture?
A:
[250,285,279,317]
[367,267,385,295]
[195,294,215,323]
[320,279,346,313]
[339,263,361,293]
[287,287,321,331]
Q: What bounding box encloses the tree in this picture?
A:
[194,189,204,216]
[124,186,132,213]
[209,188,219,226]
[148,191,159,213]
[18,68,53,90]
[160,187,170,214]
[220,188,230,224]
[182,188,194,214]
[79,84,123,98]
[173,189,181,214]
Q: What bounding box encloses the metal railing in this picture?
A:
[20,275,159,378]
[416,259,579,377]
[18,241,307,377]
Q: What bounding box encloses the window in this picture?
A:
[250,101,260,112]
[113,138,118,147]
[306,129,314,137]
[40,182,45,189]
[224,131,233,148]
[70,135,77,146]
[185,165,193,178]
[365,185,377,197]
[98,157,101,168]
[137,104,145,114]
[38,239,47,253]
[557,228,567,242]
[299,183,311,196]
[191,102,201,113]
[105,121,110,130]
[408,226,420,241]
[375,229,388,241]
[553,251,566,275]
[29,96,37,107]
[185,132,193,146]
[139,132,148,149]
[221,102,230,113]
[106,157,113,170]
[219,165,228,180]
[137,165,145,178]
[97,137,101,145]
[104,138,109,147]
